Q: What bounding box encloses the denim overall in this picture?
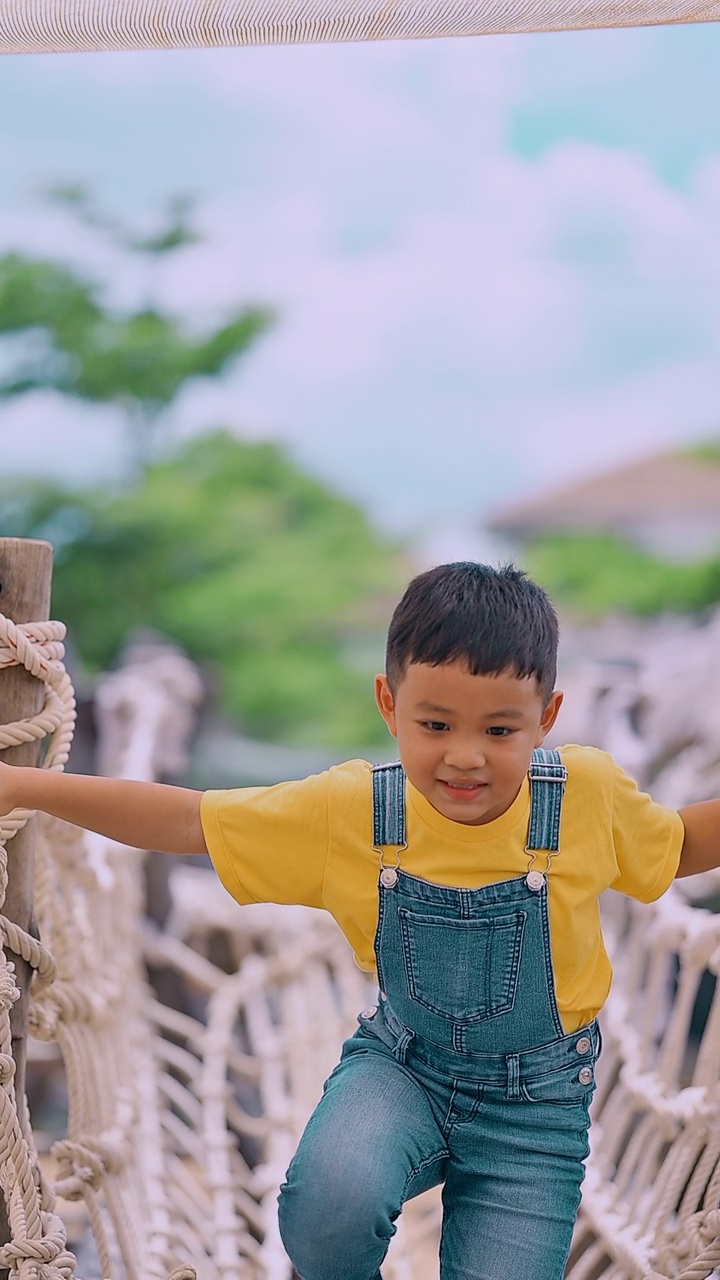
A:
[278,749,601,1280]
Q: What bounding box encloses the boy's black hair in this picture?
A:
[386,561,558,704]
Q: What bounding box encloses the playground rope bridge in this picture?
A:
[1,557,720,1276]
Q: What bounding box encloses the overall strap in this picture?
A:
[526,748,567,852]
[372,761,406,848]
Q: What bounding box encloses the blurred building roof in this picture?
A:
[487,448,720,561]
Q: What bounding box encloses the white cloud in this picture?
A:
[0,392,128,484]
[493,356,720,492]
[1,32,719,529]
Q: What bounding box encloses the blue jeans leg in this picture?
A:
[278,1035,448,1280]
[439,1090,592,1280]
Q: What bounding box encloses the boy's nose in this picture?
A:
[443,741,487,771]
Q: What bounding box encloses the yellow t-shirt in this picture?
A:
[200,744,684,1033]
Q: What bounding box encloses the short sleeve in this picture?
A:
[610,763,684,902]
[200,770,331,908]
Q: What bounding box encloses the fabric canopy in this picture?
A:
[1,0,718,53]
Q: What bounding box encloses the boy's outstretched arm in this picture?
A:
[676,801,720,878]
[0,761,208,856]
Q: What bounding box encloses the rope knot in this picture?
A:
[0,1054,16,1087]
[52,1140,106,1194]
[0,1208,69,1267]
[0,966,20,1014]
[0,613,76,849]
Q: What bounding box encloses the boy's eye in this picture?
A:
[422,720,449,732]
[487,726,514,737]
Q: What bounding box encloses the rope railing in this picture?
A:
[0,611,209,1279]
[0,614,76,1280]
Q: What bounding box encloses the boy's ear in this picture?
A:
[375,674,398,738]
[535,690,564,745]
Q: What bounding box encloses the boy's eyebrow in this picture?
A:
[415,702,527,721]
[483,709,527,721]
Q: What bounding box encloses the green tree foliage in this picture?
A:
[525,533,720,618]
[0,251,273,462]
[44,185,201,256]
[0,193,400,744]
[1,432,402,746]
[682,441,720,465]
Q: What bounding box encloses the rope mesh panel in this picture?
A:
[5,609,720,1276]
[1,0,719,54]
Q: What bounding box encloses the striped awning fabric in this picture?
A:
[1,0,718,53]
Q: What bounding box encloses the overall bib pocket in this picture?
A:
[399,907,527,1023]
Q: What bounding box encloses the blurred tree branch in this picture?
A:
[0,190,274,466]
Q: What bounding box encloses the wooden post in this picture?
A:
[0,538,53,1144]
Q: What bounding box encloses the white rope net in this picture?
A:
[0,605,720,1278]
[0,0,719,55]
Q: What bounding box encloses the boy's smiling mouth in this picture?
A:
[440,779,488,800]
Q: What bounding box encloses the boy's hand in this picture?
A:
[0,761,208,856]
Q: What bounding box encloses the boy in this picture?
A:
[0,561,716,1280]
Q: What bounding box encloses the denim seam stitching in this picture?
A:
[539,888,566,1039]
[375,882,388,996]
[443,1085,482,1131]
[401,1149,449,1204]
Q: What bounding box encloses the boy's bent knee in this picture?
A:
[277,1041,443,1278]
[278,1170,395,1280]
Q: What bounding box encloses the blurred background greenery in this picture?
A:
[0,196,405,748]
[526,532,720,619]
[2,192,720,753]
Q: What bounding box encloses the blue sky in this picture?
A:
[1,24,720,545]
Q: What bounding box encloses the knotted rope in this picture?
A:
[0,618,75,775]
[644,1207,720,1278]
[0,613,200,1280]
[0,614,77,1279]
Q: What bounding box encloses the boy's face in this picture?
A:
[375,660,563,826]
